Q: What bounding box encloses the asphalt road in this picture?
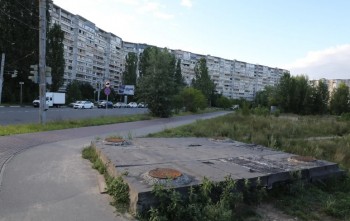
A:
[0,107,149,125]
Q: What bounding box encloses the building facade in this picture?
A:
[50,3,289,101]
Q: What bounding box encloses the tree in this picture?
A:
[66,81,82,103]
[47,23,65,92]
[174,59,185,93]
[274,73,312,114]
[293,75,310,114]
[137,47,176,117]
[192,58,215,106]
[177,87,206,112]
[138,47,151,77]
[0,0,40,103]
[330,83,350,115]
[79,82,94,101]
[308,81,329,115]
[66,81,95,103]
[122,52,138,86]
[216,96,232,109]
[254,86,276,107]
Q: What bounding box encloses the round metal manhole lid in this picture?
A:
[148,168,182,179]
[105,137,125,143]
[288,155,317,163]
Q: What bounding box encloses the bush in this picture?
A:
[216,96,232,109]
[252,107,269,117]
[178,87,207,113]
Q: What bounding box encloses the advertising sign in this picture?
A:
[118,85,135,95]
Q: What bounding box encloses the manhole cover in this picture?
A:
[105,137,125,143]
[149,168,182,179]
[288,155,316,163]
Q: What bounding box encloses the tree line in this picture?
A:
[254,73,350,115]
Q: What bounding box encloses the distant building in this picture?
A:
[50,3,289,100]
[310,78,350,95]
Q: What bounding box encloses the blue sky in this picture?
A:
[53,0,350,80]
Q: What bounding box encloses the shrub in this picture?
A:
[216,96,232,109]
[178,87,207,113]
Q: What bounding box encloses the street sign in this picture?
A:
[105,81,110,88]
[104,87,111,96]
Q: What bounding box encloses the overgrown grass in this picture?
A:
[0,114,152,136]
[149,113,350,169]
[139,176,266,221]
[82,146,129,213]
[148,112,350,220]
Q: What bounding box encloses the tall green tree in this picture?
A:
[138,47,151,77]
[275,73,311,114]
[275,73,294,112]
[293,75,310,114]
[137,47,176,117]
[330,83,350,115]
[192,58,215,106]
[66,80,82,103]
[174,59,185,93]
[79,82,94,100]
[254,86,277,107]
[122,52,138,85]
[310,81,329,115]
[47,23,65,92]
[0,0,40,103]
[66,81,96,103]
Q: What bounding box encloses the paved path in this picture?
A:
[0,111,229,221]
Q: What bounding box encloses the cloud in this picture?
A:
[181,0,193,8]
[285,44,350,80]
[136,1,174,20]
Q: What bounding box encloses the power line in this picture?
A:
[5,51,36,68]
[0,9,39,31]
[11,0,40,18]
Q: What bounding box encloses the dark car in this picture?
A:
[97,101,113,108]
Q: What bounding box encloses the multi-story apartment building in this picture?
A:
[50,3,289,101]
[171,50,286,100]
[50,4,124,92]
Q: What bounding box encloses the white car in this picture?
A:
[127,102,138,108]
[74,101,94,109]
[137,102,146,108]
[114,102,127,108]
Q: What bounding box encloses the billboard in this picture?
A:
[118,85,135,95]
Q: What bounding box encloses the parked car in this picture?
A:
[98,101,113,108]
[69,100,82,108]
[127,102,138,108]
[114,102,127,108]
[74,101,94,109]
[137,102,146,108]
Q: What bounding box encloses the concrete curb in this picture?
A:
[97,174,107,194]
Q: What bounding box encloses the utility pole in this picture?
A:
[39,0,47,124]
[19,82,24,105]
[0,53,5,104]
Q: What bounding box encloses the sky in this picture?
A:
[53,0,350,80]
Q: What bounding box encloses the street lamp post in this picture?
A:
[19,82,24,105]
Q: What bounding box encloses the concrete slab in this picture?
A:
[92,137,344,214]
